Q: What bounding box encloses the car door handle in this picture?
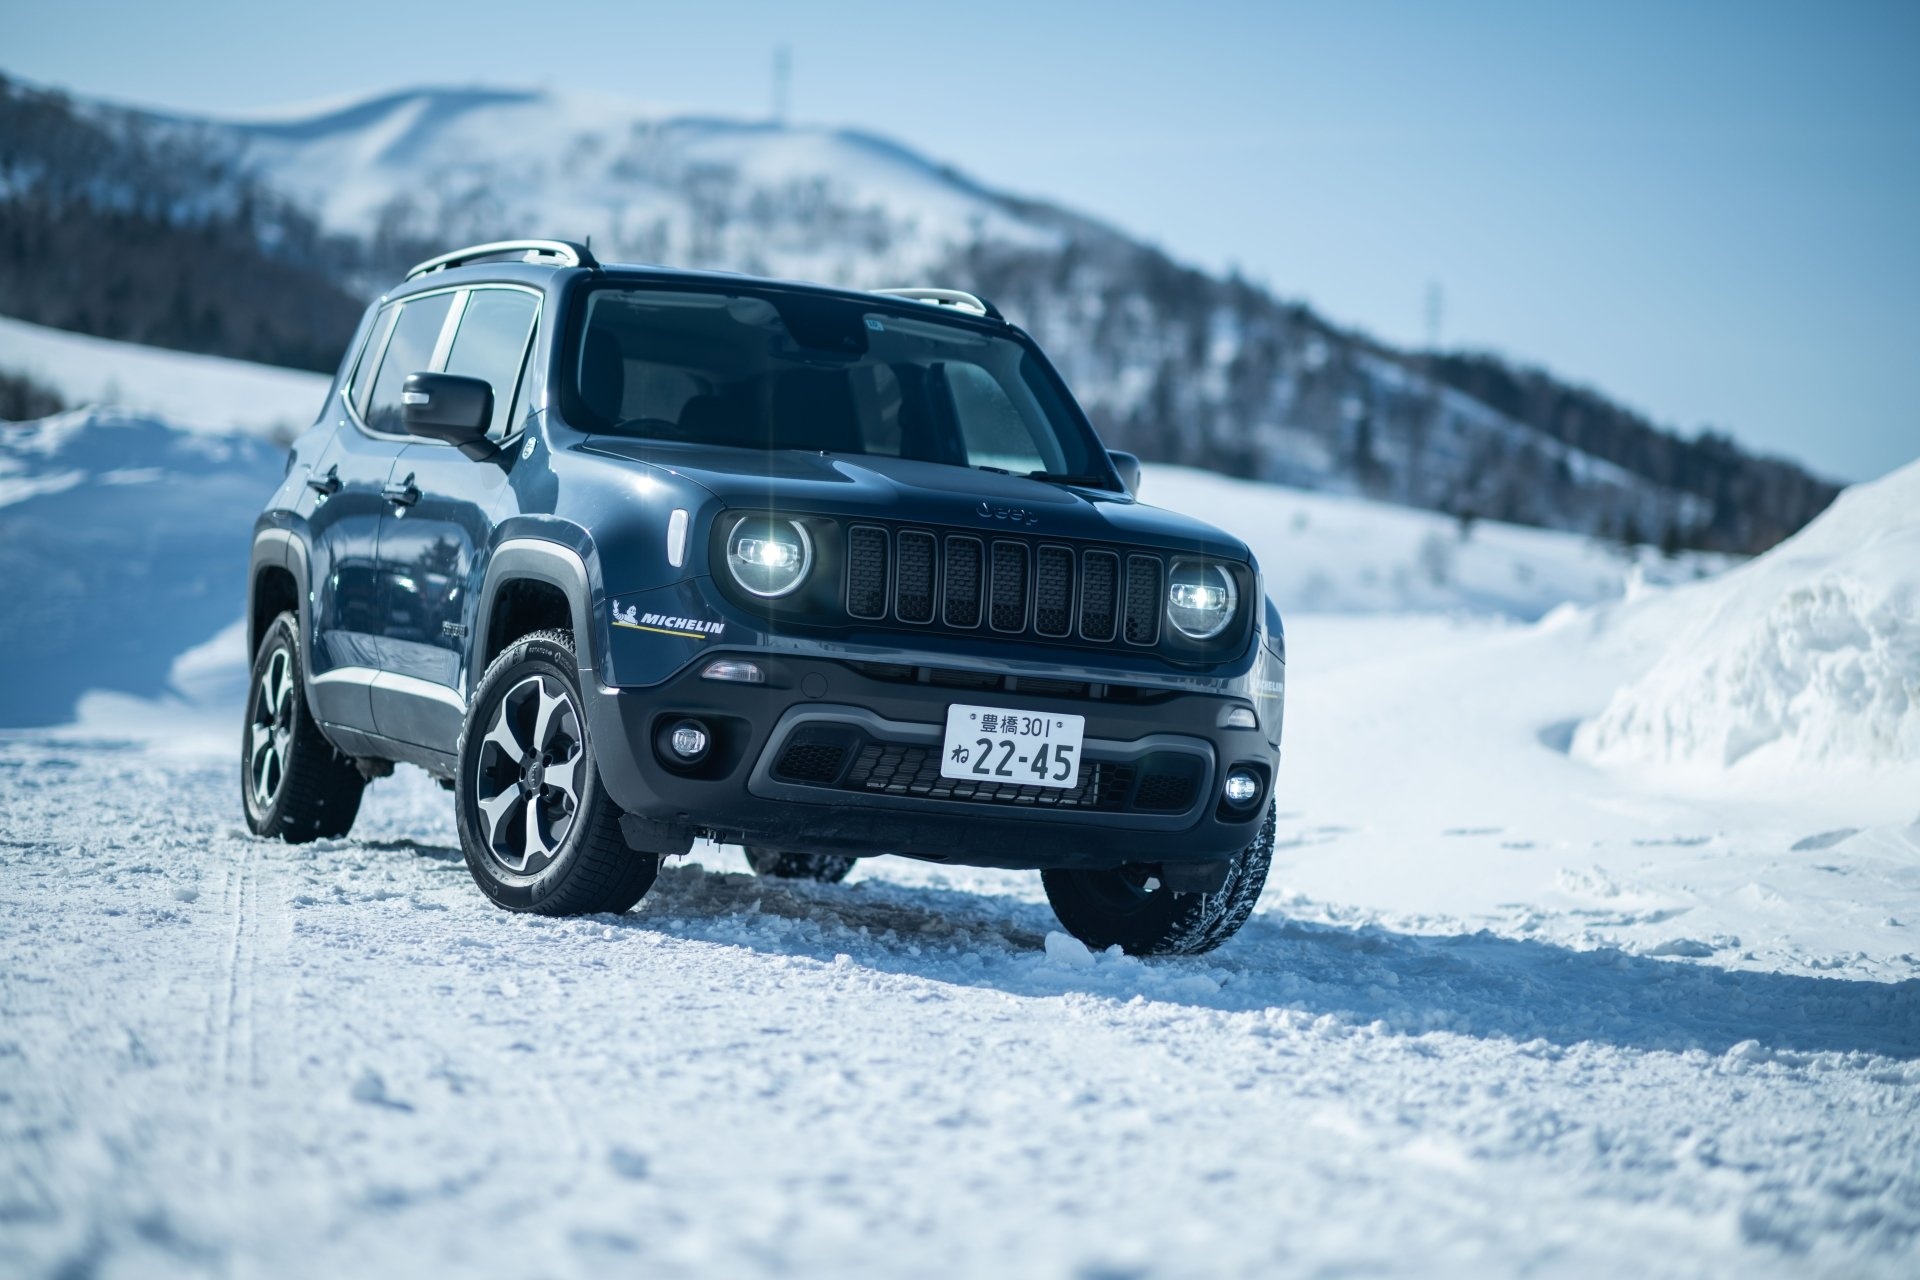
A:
[382,474,421,507]
[305,464,340,496]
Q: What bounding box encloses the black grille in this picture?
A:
[1123,555,1163,646]
[943,536,983,628]
[1080,550,1119,642]
[1034,545,1074,637]
[989,541,1029,632]
[1133,772,1197,811]
[840,524,1212,653]
[846,526,889,620]
[842,742,1134,811]
[771,739,850,784]
[896,530,937,624]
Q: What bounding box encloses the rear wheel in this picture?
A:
[455,630,658,915]
[241,612,365,842]
[743,847,857,883]
[1041,802,1275,956]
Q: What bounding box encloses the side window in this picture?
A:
[946,362,1058,473]
[443,289,540,439]
[364,293,455,434]
[350,303,399,422]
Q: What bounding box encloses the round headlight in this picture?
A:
[725,515,812,598]
[1166,559,1238,640]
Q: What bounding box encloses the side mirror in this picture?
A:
[401,372,497,460]
[1108,450,1142,497]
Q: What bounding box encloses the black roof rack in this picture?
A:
[405,239,599,280]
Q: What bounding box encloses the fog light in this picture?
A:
[701,658,765,684]
[1221,705,1258,729]
[1223,769,1261,806]
[660,717,710,764]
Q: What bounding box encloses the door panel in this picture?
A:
[369,287,538,752]
[303,413,405,730]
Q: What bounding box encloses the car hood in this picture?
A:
[579,437,1252,562]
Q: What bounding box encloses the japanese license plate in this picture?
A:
[940,704,1086,789]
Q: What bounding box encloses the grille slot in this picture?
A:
[846,525,889,620]
[1034,545,1074,638]
[943,536,984,628]
[1079,550,1119,641]
[1123,555,1163,646]
[894,530,937,624]
[989,541,1030,633]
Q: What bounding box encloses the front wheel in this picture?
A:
[1042,803,1275,956]
[454,630,658,915]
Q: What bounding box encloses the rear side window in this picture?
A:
[443,289,540,438]
[363,293,455,434]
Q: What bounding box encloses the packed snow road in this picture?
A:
[3,625,1917,1278]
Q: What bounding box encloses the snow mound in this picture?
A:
[1573,459,1920,773]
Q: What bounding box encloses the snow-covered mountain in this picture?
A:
[0,72,1838,555]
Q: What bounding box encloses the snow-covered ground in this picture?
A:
[1,338,1916,1276]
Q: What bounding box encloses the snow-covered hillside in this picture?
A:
[50,78,1824,552]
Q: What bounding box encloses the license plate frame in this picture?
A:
[939,704,1086,789]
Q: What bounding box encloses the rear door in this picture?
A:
[301,295,451,730]
[371,285,540,752]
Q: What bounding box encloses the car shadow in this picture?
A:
[617,859,1920,1063]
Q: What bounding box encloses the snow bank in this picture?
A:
[0,314,329,436]
[1573,459,1920,774]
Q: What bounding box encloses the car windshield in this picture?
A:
[562,285,1112,483]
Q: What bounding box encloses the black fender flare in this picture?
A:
[470,539,600,703]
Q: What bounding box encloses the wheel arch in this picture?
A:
[248,527,311,662]
[472,540,598,701]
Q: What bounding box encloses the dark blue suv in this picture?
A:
[245,240,1286,954]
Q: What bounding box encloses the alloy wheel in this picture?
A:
[247,646,295,810]
[473,674,585,876]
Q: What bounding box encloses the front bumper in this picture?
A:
[583,650,1280,871]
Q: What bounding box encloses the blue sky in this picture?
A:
[6,0,1916,479]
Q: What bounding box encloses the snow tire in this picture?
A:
[1042,801,1275,956]
[455,629,658,916]
[241,611,366,842]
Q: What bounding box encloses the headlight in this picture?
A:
[1166,559,1238,640]
[725,515,812,598]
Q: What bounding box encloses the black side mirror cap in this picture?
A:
[1108,450,1142,496]
[401,372,498,460]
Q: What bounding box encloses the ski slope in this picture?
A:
[0,337,1916,1277]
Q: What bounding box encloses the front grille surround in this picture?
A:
[835,522,1245,658]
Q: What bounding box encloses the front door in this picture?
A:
[370,285,540,753]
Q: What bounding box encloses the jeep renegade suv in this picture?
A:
[244,239,1286,955]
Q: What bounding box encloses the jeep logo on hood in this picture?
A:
[977,501,1042,526]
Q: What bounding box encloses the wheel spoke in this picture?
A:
[530,682,567,754]
[522,800,550,865]
[477,786,523,853]
[481,698,526,765]
[543,749,581,808]
[270,650,293,719]
[252,737,279,804]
